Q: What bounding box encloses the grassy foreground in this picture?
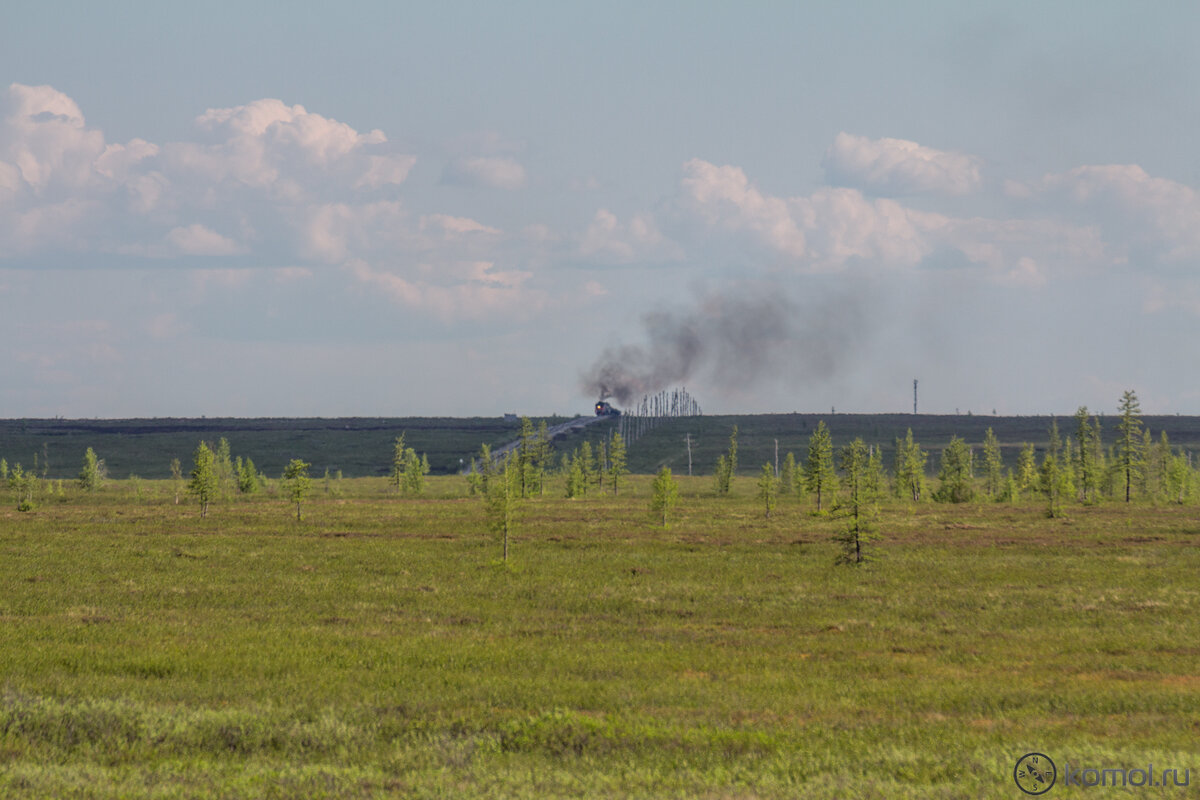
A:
[1,477,1198,798]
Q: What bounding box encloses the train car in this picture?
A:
[595,400,621,417]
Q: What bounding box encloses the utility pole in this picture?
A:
[685,433,693,476]
[913,379,918,415]
[774,438,779,477]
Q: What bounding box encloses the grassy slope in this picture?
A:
[6,412,1200,481]
[1,477,1198,798]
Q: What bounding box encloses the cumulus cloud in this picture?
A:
[419,213,501,237]
[680,158,807,258]
[1026,164,1200,263]
[165,98,412,199]
[345,259,543,321]
[441,155,527,189]
[0,83,106,194]
[0,84,550,320]
[823,132,983,196]
[166,223,245,256]
[578,209,682,263]
[680,157,1104,284]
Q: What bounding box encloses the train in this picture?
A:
[594,400,621,417]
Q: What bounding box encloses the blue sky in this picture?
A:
[3,2,1199,417]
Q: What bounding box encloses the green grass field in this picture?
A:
[1,476,1197,798]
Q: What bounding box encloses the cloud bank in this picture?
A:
[822,132,983,196]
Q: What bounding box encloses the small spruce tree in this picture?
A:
[834,438,879,565]
[981,428,1003,499]
[486,458,519,561]
[804,420,837,512]
[79,447,102,492]
[170,458,183,505]
[390,434,407,492]
[780,452,796,497]
[283,459,312,521]
[1116,390,1144,502]
[1015,443,1037,498]
[757,462,779,519]
[189,442,218,518]
[238,457,261,494]
[650,465,680,528]
[934,436,975,503]
[608,432,628,495]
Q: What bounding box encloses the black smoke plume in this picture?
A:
[582,284,857,405]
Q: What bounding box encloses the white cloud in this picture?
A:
[442,155,527,189]
[419,214,501,237]
[0,83,105,193]
[680,159,807,258]
[680,157,1104,283]
[166,223,244,256]
[823,132,983,196]
[354,154,417,189]
[165,98,411,200]
[579,209,682,263]
[345,259,543,320]
[1029,164,1200,263]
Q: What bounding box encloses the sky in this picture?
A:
[3,1,1200,418]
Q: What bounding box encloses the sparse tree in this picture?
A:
[596,439,607,494]
[713,426,739,495]
[577,441,595,496]
[894,429,927,502]
[607,432,628,495]
[282,459,312,521]
[564,452,585,498]
[390,434,407,492]
[486,457,519,561]
[934,436,974,503]
[834,438,879,565]
[0,458,7,482]
[515,417,537,497]
[804,420,837,512]
[1015,443,1037,498]
[1060,437,1077,501]
[981,428,1003,499]
[1166,449,1194,504]
[1074,407,1099,503]
[170,458,183,505]
[402,448,429,494]
[1116,390,1144,502]
[757,462,779,519]
[865,444,884,498]
[214,438,234,496]
[465,459,481,496]
[12,464,37,512]
[79,447,102,492]
[727,425,738,482]
[533,421,552,495]
[650,465,680,528]
[713,454,728,494]
[780,452,797,496]
[1147,430,1174,503]
[1040,451,1062,518]
[470,443,494,497]
[237,457,261,494]
[189,442,218,518]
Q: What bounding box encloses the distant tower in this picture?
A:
[913,379,918,415]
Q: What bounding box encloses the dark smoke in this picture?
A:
[582,284,859,405]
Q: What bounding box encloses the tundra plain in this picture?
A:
[2,472,1197,798]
